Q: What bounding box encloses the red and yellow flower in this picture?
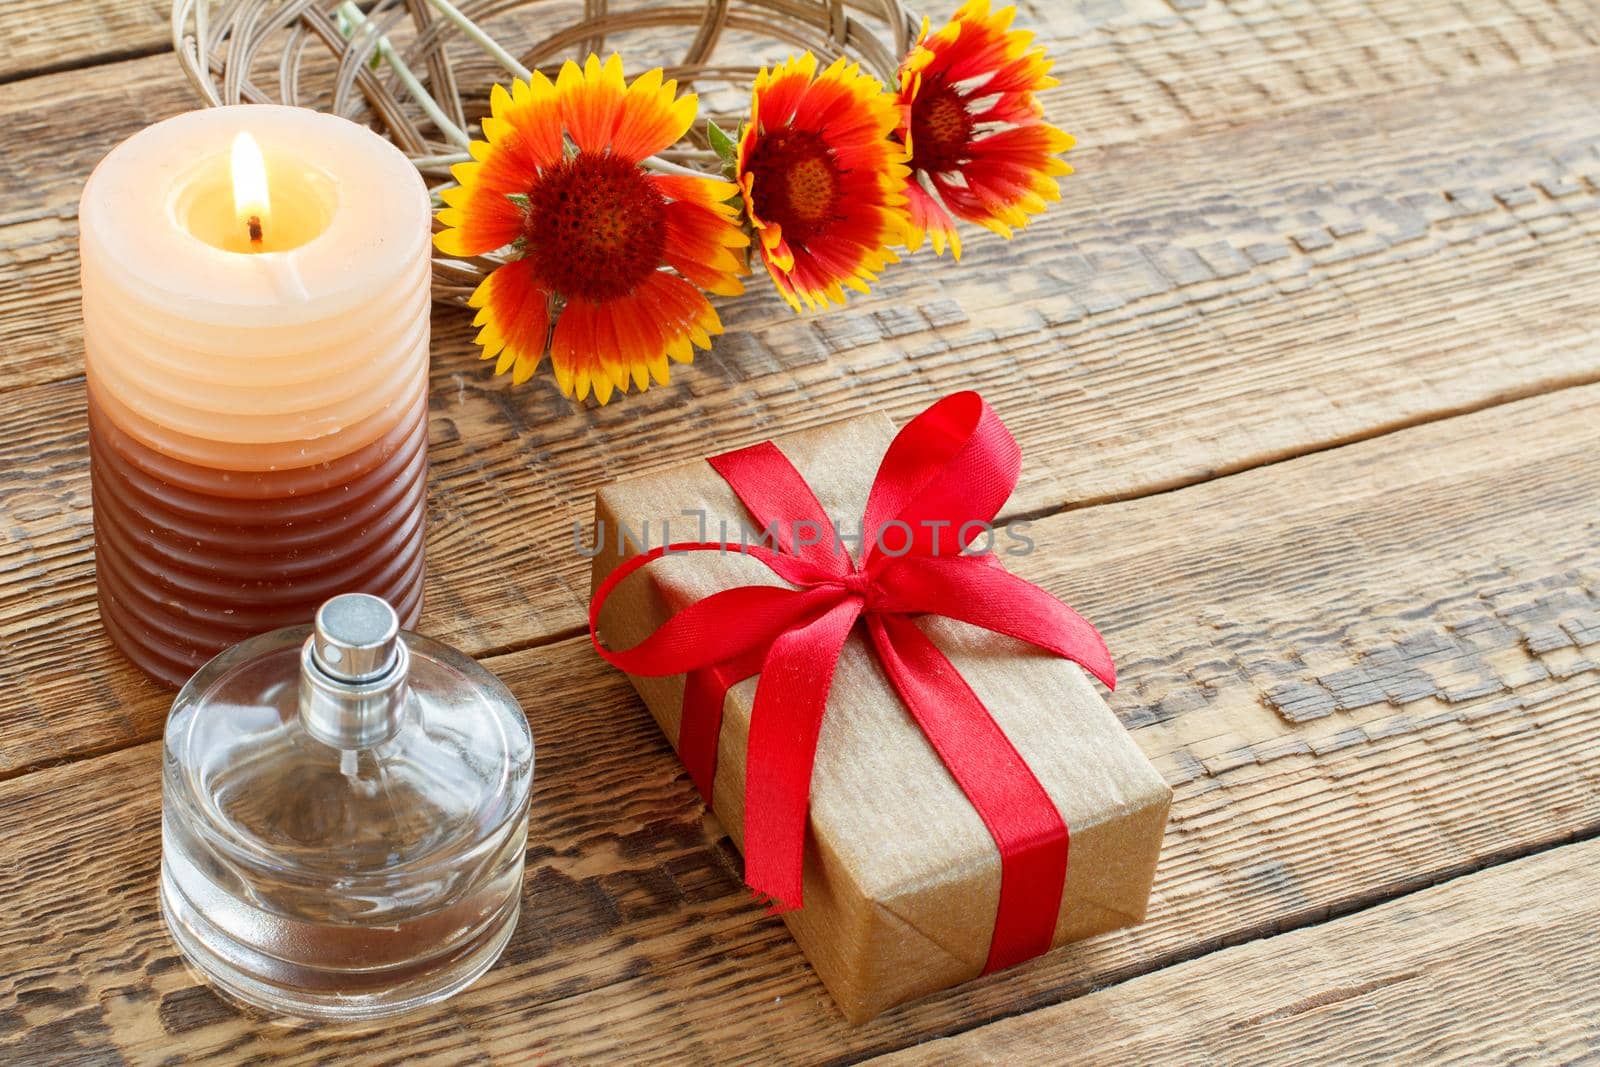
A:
[735,54,909,312]
[896,1,1073,258]
[435,54,749,403]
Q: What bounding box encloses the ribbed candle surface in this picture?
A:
[81,106,432,687]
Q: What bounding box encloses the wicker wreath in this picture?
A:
[172,0,920,303]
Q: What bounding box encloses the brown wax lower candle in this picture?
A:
[88,380,429,687]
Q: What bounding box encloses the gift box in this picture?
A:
[589,394,1170,1022]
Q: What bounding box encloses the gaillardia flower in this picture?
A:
[897,1,1073,258]
[436,54,748,403]
[736,54,908,312]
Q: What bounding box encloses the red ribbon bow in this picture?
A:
[590,392,1115,972]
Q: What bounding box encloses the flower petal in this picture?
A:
[560,53,628,154]
[612,66,700,162]
[550,297,601,400]
[467,258,551,381]
[663,198,748,295]
[490,72,566,168]
[903,178,962,259]
[649,173,743,216]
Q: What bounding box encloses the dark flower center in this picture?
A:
[746,128,842,243]
[522,151,667,301]
[909,78,974,174]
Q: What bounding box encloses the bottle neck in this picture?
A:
[298,636,409,749]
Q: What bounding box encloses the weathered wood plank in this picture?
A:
[5,51,1600,773]
[0,0,167,82]
[1027,0,1600,140]
[3,383,1598,1062]
[0,58,196,395]
[4,0,1598,391]
[7,0,1596,140]
[873,836,1600,1066]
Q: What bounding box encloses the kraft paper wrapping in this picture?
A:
[590,411,1171,1022]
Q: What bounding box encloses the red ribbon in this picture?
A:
[589,392,1115,973]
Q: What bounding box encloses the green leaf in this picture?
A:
[707,120,738,165]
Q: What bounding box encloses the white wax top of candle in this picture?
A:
[79,105,432,467]
[81,105,429,326]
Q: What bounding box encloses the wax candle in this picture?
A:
[80,106,432,688]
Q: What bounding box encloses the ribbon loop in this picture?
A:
[589,393,1115,973]
[710,441,851,576]
[862,392,1022,564]
[600,582,841,677]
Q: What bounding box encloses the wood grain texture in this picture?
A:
[3,383,1598,1063]
[10,0,1598,140]
[6,41,1600,773]
[0,56,197,393]
[1028,0,1600,139]
[872,836,1600,1066]
[4,0,1599,393]
[0,0,167,82]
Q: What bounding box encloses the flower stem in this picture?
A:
[422,0,532,81]
[337,2,471,150]
[411,152,473,169]
[642,154,713,179]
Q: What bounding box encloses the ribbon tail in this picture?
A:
[868,613,1068,973]
[741,596,863,911]
[678,649,764,803]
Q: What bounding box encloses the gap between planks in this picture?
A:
[0,43,170,88]
[1002,365,1600,524]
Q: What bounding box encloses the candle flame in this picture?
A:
[231,132,270,247]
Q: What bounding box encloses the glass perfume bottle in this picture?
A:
[159,594,533,1021]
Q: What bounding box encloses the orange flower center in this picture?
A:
[747,129,841,241]
[909,79,974,173]
[522,151,667,301]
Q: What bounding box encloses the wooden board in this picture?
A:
[5,44,1600,773]
[5,0,1600,393]
[13,0,1596,148]
[3,383,1598,1062]
[3,1,1599,1059]
[0,0,167,83]
[872,836,1600,1065]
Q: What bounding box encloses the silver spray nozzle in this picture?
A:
[299,593,409,749]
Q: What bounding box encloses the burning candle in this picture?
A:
[80,106,432,688]
[232,132,270,248]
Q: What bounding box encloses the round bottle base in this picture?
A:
[159,863,520,1023]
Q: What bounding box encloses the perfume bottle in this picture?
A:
[159,594,533,1021]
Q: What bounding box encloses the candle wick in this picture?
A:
[248,215,264,249]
